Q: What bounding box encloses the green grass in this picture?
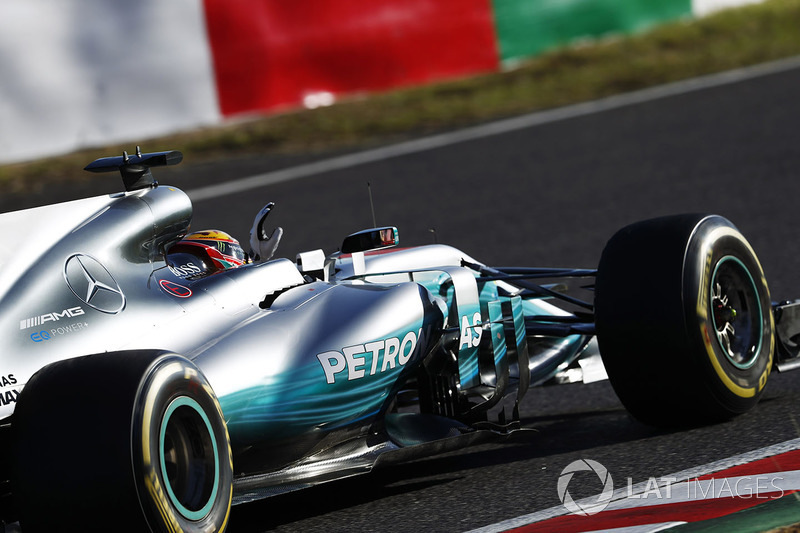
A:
[3,0,800,193]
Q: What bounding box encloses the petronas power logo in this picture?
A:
[557,459,614,515]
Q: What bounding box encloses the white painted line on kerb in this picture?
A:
[187,55,800,203]
[465,436,800,533]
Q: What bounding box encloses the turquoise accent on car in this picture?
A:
[510,296,527,352]
[160,396,220,521]
[219,318,437,444]
[488,300,507,370]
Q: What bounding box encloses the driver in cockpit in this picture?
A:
[166,203,283,279]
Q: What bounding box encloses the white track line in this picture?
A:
[587,524,686,533]
[465,437,800,533]
[187,55,800,203]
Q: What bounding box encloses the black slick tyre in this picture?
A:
[11,350,233,532]
[595,214,774,427]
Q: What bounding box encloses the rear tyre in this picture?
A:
[11,351,233,532]
[595,214,774,427]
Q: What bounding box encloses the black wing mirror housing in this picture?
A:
[340,227,399,254]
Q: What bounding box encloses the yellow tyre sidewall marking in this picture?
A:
[696,227,773,399]
[141,361,185,532]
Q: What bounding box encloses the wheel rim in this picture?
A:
[709,256,763,370]
[159,396,220,521]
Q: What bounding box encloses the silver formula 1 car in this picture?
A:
[1,150,799,532]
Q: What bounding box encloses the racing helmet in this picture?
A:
[167,230,248,278]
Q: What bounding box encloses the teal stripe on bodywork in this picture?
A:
[488,300,507,369]
[414,268,487,389]
[510,296,527,353]
[220,319,432,444]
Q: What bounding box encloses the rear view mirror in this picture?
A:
[341,227,399,253]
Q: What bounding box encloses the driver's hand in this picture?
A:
[249,203,283,262]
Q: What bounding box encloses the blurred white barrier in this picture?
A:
[0,0,219,164]
[693,0,763,16]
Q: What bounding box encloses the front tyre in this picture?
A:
[595,214,774,427]
[133,355,233,532]
[11,351,233,532]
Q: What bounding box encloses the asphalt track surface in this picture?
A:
[5,60,800,532]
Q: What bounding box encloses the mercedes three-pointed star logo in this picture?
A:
[63,254,126,314]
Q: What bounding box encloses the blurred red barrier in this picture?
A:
[203,0,499,117]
